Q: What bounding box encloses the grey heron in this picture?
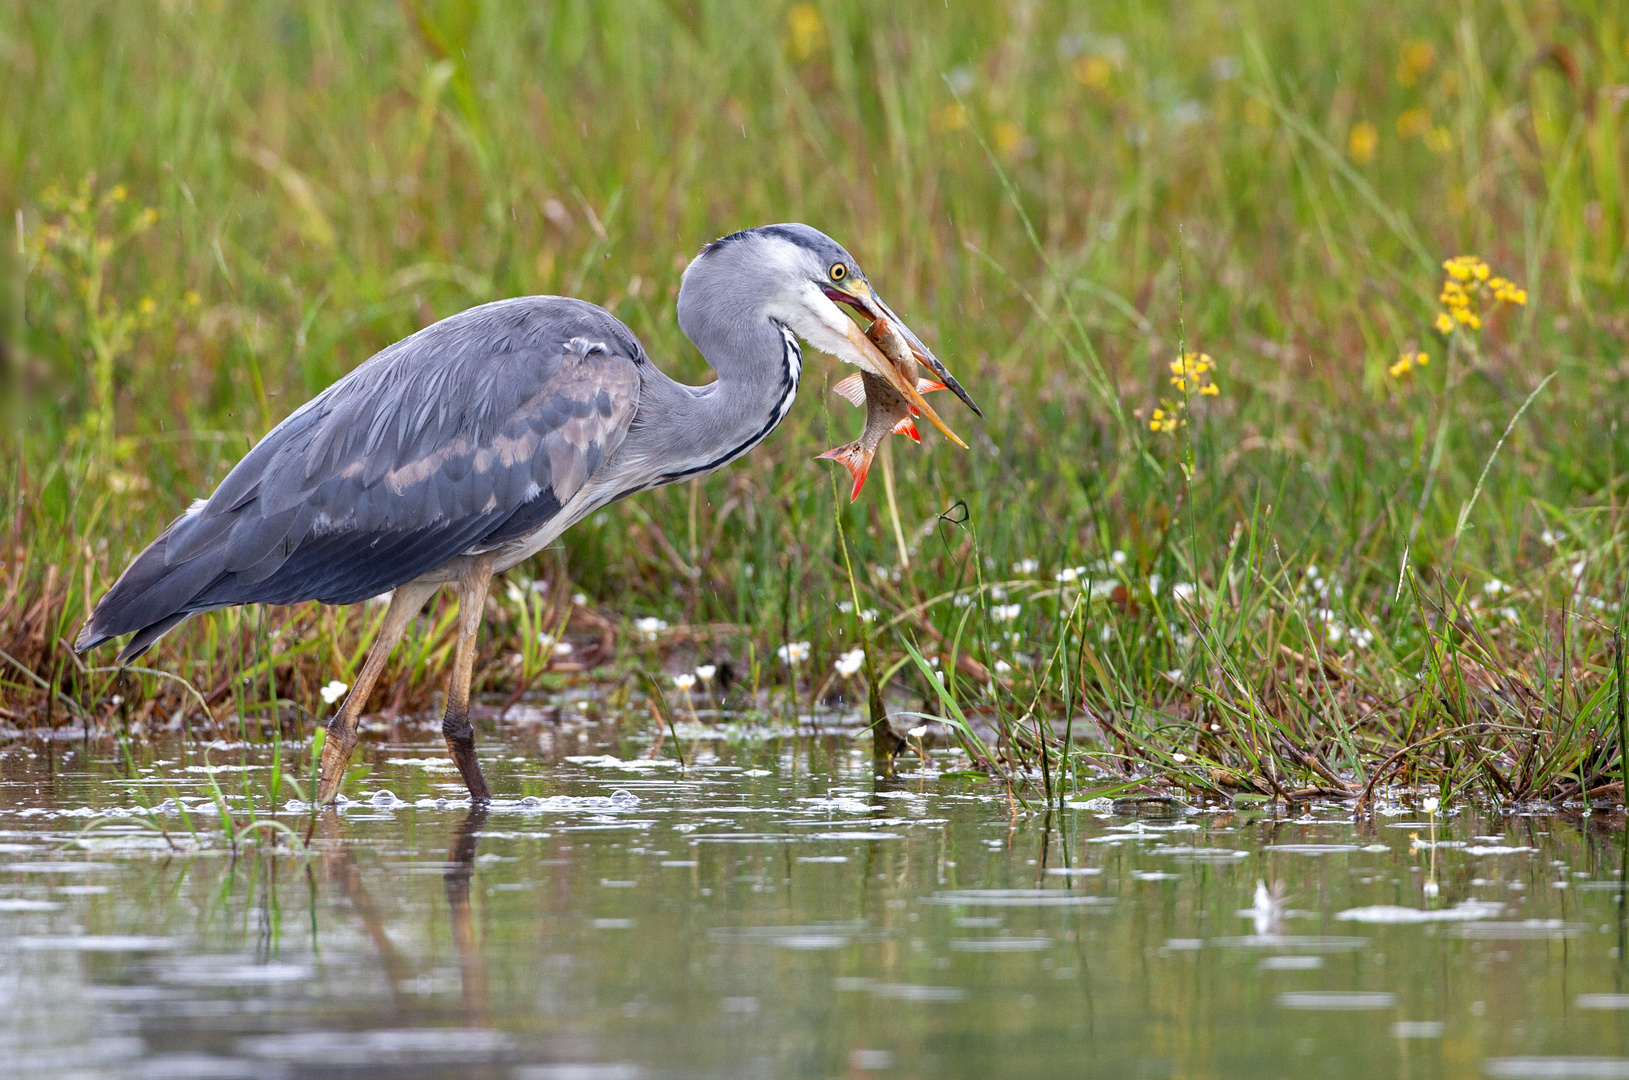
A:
[75,224,981,804]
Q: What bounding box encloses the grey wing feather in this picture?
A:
[78,296,643,661]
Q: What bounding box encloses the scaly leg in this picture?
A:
[316,580,440,805]
[443,555,495,803]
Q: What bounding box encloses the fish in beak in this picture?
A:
[823,279,982,447]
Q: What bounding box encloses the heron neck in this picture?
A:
[628,316,802,488]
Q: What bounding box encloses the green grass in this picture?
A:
[3,0,1629,808]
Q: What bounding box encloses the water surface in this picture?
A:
[4,720,1628,1078]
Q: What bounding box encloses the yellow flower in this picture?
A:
[183,289,201,307]
[1423,126,1453,154]
[993,121,1024,157]
[1390,350,1429,378]
[1396,40,1435,87]
[1073,55,1113,88]
[1199,383,1220,396]
[783,3,826,63]
[1397,108,1432,139]
[1348,121,1378,163]
[933,103,968,133]
[1149,408,1178,433]
[138,297,156,315]
[1435,312,1455,334]
[110,184,128,203]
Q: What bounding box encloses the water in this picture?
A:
[4,721,1629,1079]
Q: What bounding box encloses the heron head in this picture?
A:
[680,224,981,421]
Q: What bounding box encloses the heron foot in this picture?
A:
[443,709,491,803]
[316,718,358,805]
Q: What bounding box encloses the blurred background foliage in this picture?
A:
[1,1,1627,785]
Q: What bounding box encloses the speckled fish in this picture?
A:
[818,316,948,501]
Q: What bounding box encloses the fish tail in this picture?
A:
[816,442,875,501]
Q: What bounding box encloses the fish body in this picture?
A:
[818,317,945,501]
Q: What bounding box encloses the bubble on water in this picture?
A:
[16,935,177,951]
[521,796,545,808]
[1483,1059,1629,1079]
[871,983,968,1003]
[1278,991,1397,1010]
[1392,1021,1445,1039]
[1337,900,1504,924]
[0,899,59,912]
[610,789,639,808]
[1259,955,1323,970]
[850,1049,895,1071]
[923,890,1114,909]
[1578,996,1629,1010]
[237,1028,517,1066]
[1452,920,1585,941]
[369,790,399,807]
[950,936,1052,952]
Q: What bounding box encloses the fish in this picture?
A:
[818,316,946,502]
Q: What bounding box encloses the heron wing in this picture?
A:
[83,297,642,657]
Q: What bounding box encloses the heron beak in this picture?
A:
[825,281,983,421]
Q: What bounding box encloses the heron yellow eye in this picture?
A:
[829,263,846,282]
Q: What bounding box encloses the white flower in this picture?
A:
[1012,558,1039,575]
[993,659,1013,674]
[953,594,973,608]
[908,724,929,738]
[695,664,717,682]
[991,603,1023,622]
[834,648,865,677]
[777,641,811,665]
[1349,627,1374,649]
[1172,752,1188,763]
[634,616,667,641]
[572,592,588,605]
[1422,796,1440,814]
[1171,582,1197,603]
[1541,529,1559,547]
[554,641,574,656]
[672,673,696,691]
[1055,566,1084,583]
[1326,623,1345,643]
[506,582,525,604]
[990,585,1008,601]
[1499,606,1520,624]
[838,600,854,613]
[1483,578,1508,596]
[1164,668,1182,681]
[1111,549,1127,567]
[859,608,878,623]
[319,680,349,705]
[1090,579,1119,599]
[1099,625,1114,642]
[1148,573,1162,593]
[1571,559,1587,579]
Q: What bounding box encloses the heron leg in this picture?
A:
[316,580,439,805]
[443,555,495,803]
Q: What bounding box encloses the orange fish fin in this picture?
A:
[891,417,921,443]
[831,373,866,407]
[816,442,874,501]
[917,379,946,394]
